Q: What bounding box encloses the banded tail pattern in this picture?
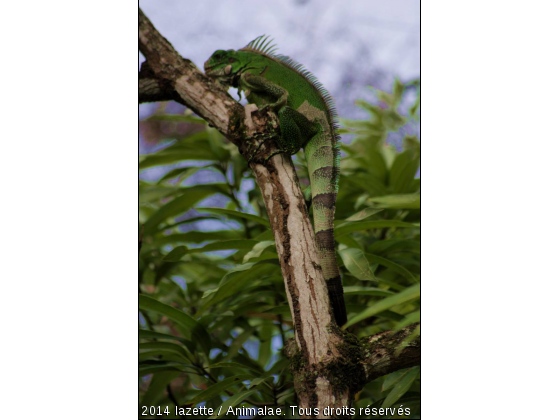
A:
[304,123,346,326]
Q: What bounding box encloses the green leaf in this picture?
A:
[382,369,409,392]
[345,283,420,327]
[141,371,181,407]
[249,375,273,388]
[162,245,188,261]
[138,294,211,353]
[138,329,191,346]
[139,147,217,169]
[197,207,270,227]
[139,342,192,360]
[376,277,406,291]
[335,220,418,237]
[157,215,223,231]
[403,135,420,152]
[210,389,258,419]
[343,286,394,297]
[258,323,273,366]
[187,240,259,254]
[206,127,231,161]
[138,361,198,376]
[376,310,405,322]
[339,248,376,281]
[345,173,388,197]
[143,184,229,234]
[368,239,420,256]
[243,240,276,263]
[138,132,218,171]
[206,362,263,374]
[163,240,260,261]
[225,327,257,360]
[382,366,420,408]
[336,234,364,250]
[151,230,244,247]
[392,310,420,331]
[344,207,385,221]
[368,193,420,209]
[252,229,274,241]
[392,78,405,107]
[365,253,418,284]
[232,153,247,190]
[200,261,279,310]
[139,349,191,364]
[365,150,388,180]
[139,184,182,203]
[242,251,279,263]
[390,151,419,194]
[139,132,223,170]
[157,166,203,185]
[186,374,254,406]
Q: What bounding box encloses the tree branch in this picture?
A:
[139,8,245,147]
[138,8,419,416]
[139,61,186,106]
[364,324,420,383]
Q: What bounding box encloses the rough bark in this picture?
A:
[251,153,348,411]
[139,61,187,106]
[138,8,419,418]
[364,323,420,382]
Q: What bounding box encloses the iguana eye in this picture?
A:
[229,58,234,63]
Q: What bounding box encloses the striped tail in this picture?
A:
[304,129,347,326]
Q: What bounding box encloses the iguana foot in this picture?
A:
[257,104,272,113]
[247,146,286,165]
[247,141,265,164]
[263,150,286,163]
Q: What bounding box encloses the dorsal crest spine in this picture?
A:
[240,35,340,165]
[241,35,279,56]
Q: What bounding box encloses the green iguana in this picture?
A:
[204,35,347,326]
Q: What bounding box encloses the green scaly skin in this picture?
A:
[205,35,347,326]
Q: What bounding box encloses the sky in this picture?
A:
[139,0,420,120]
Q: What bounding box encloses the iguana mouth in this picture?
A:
[204,62,233,76]
[203,60,215,73]
[204,64,235,89]
[204,60,226,73]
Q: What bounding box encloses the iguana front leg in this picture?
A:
[241,73,319,161]
[241,73,288,112]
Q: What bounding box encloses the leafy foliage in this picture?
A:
[139,80,420,418]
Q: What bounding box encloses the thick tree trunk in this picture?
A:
[138,8,419,418]
[250,152,354,413]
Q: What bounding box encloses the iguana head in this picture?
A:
[204,49,245,87]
